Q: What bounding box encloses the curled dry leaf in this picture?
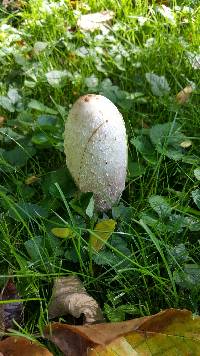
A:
[48,276,104,323]
[0,336,53,356]
[176,85,193,105]
[0,278,23,332]
[45,309,200,356]
[77,11,114,34]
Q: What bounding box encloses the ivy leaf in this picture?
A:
[90,219,116,252]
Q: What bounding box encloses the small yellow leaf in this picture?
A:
[25,175,39,185]
[90,219,116,252]
[176,85,193,105]
[180,140,192,148]
[51,227,74,239]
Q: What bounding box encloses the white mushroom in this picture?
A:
[64,94,127,211]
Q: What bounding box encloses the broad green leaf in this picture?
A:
[42,168,76,199]
[131,135,157,164]
[0,127,24,143]
[150,122,186,160]
[70,192,94,217]
[45,70,72,88]
[187,51,200,70]
[191,189,200,209]
[8,202,48,221]
[33,41,48,54]
[32,132,50,146]
[0,96,15,112]
[51,227,74,239]
[85,75,99,89]
[128,161,146,177]
[2,145,36,167]
[90,219,116,252]
[86,196,94,218]
[7,88,21,104]
[145,72,170,96]
[36,115,57,130]
[149,195,172,218]
[174,264,200,289]
[24,236,46,262]
[194,168,200,180]
[28,99,57,115]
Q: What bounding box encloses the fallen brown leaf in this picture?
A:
[176,85,193,104]
[45,309,200,356]
[77,11,114,34]
[0,336,53,356]
[0,278,23,331]
[48,276,104,323]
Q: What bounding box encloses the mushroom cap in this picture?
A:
[64,94,127,211]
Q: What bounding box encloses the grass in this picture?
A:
[0,0,200,341]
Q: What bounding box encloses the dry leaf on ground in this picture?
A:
[0,278,23,332]
[176,85,193,104]
[0,336,53,356]
[89,219,116,252]
[77,11,114,34]
[48,276,104,323]
[45,309,200,356]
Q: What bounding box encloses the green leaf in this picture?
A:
[24,236,47,262]
[131,135,157,164]
[90,219,116,252]
[174,264,200,289]
[42,168,76,199]
[0,128,24,143]
[51,227,74,239]
[149,195,172,218]
[191,189,200,209]
[31,132,50,146]
[149,122,186,160]
[86,196,95,218]
[194,168,200,180]
[8,202,48,221]
[2,145,36,167]
[36,115,57,130]
[45,70,72,88]
[145,73,170,96]
[128,161,146,178]
[28,99,57,115]
[70,192,93,217]
[0,96,15,112]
